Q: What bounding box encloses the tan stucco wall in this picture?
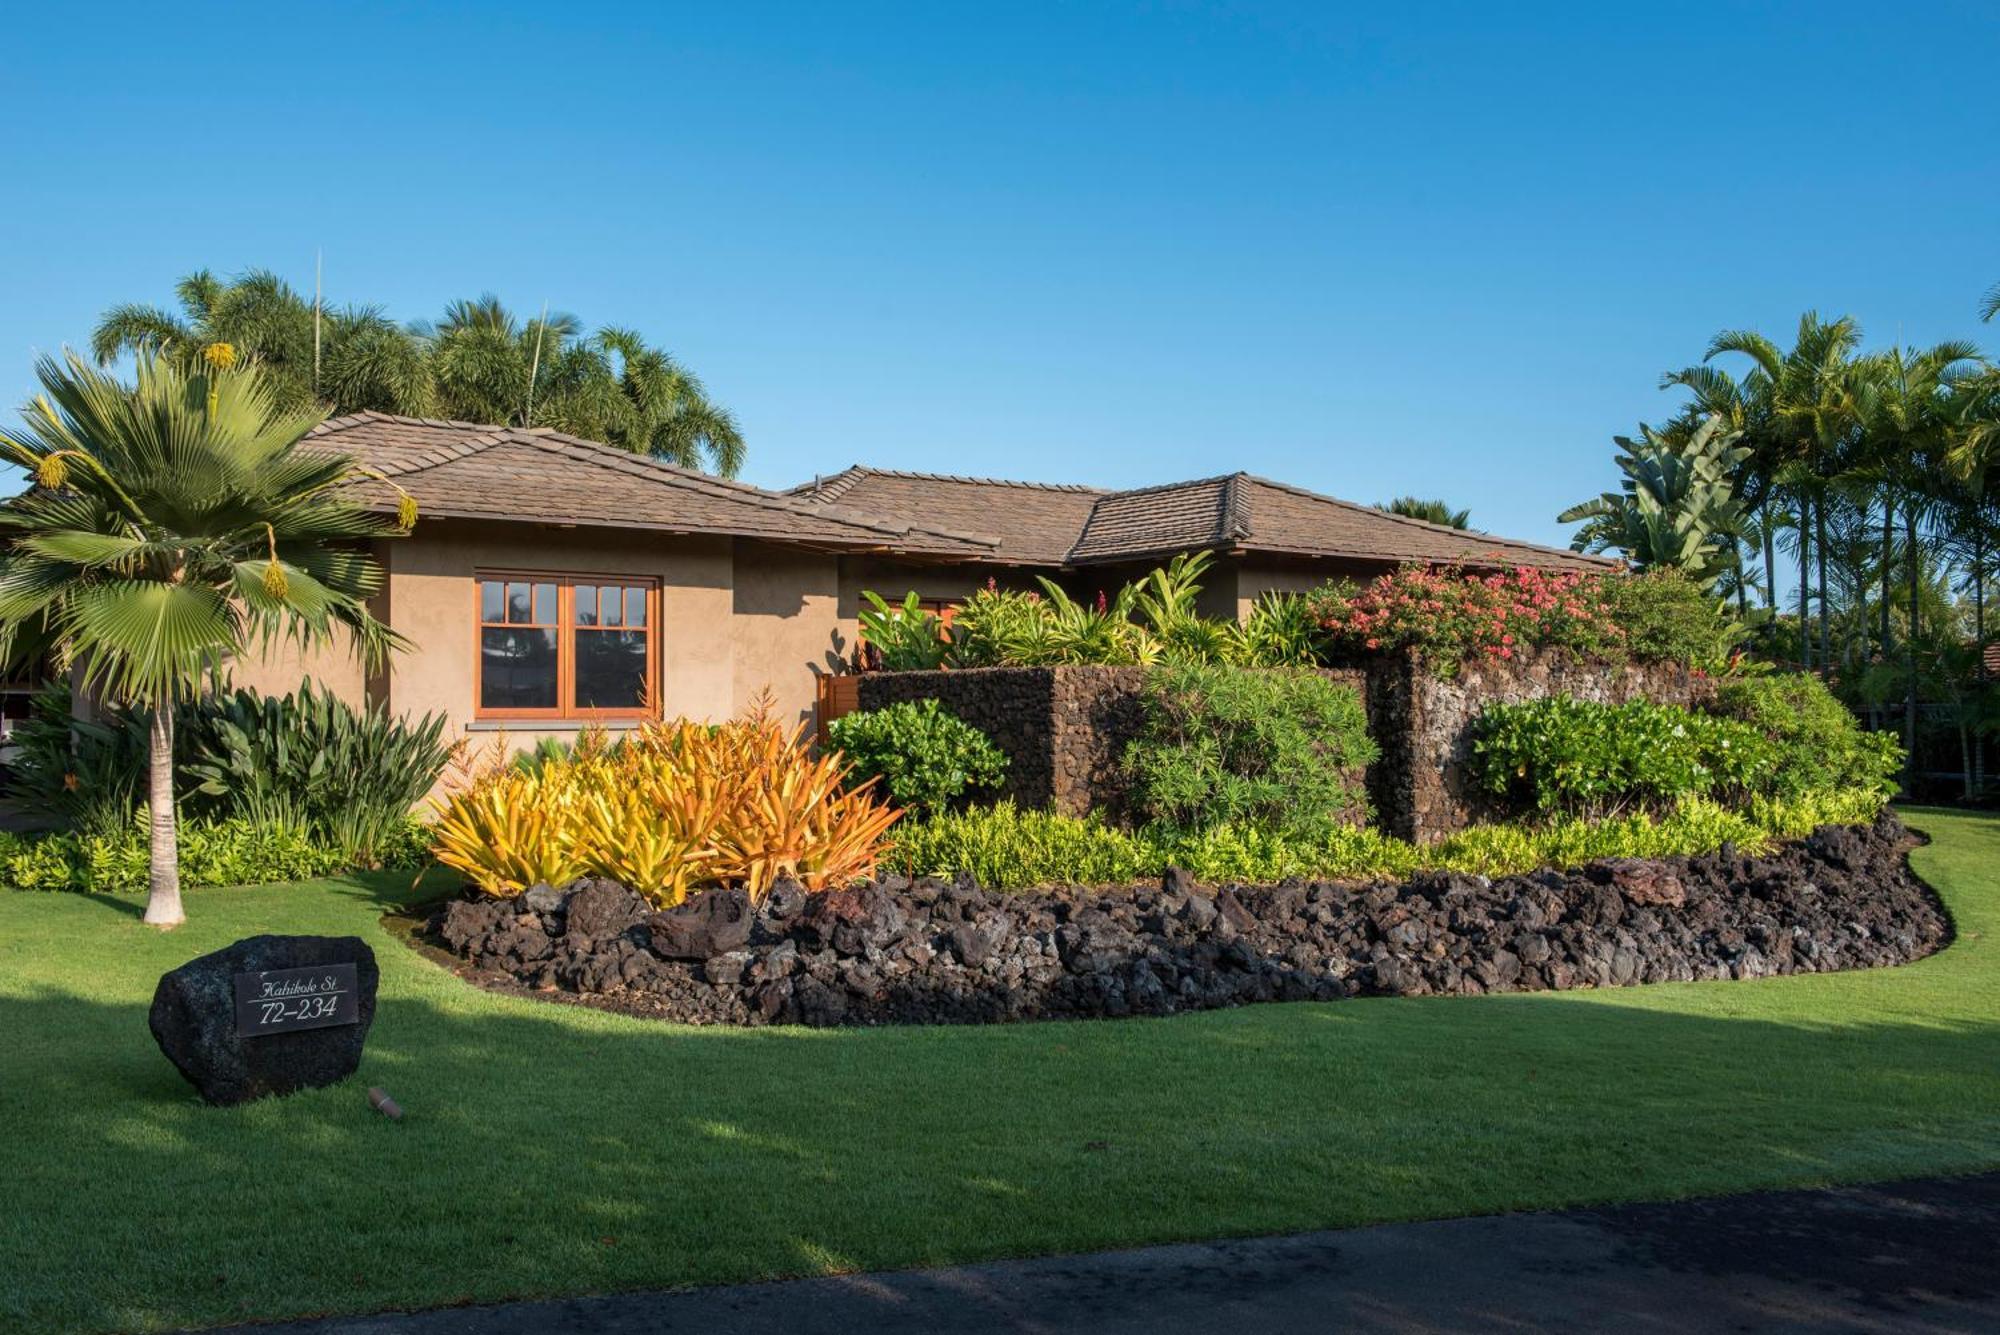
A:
[1233,556,1375,620]
[227,627,369,707]
[732,541,842,729]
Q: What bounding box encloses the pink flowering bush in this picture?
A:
[1306,566,1724,675]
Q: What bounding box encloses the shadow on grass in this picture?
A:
[5,958,2000,1334]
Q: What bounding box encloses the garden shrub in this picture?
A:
[8,679,451,869]
[827,699,1008,815]
[857,590,951,670]
[1707,673,1902,798]
[1307,565,1731,674]
[883,801,1154,886]
[1122,663,1376,837]
[181,680,453,867]
[1470,696,1774,817]
[0,816,347,892]
[429,708,900,903]
[883,788,1884,890]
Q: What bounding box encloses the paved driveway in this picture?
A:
[238,1171,2000,1334]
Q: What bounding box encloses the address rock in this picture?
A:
[149,935,378,1106]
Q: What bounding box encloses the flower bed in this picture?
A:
[429,813,1944,1028]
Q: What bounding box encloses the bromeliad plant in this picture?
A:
[429,703,902,904]
[0,350,412,927]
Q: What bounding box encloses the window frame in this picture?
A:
[473,570,660,723]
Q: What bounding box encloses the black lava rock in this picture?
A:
[149,935,378,1106]
[428,815,1945,1032]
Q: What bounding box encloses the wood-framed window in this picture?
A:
[476,573,658,721]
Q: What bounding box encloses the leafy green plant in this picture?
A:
[858,591,949,670]
[883,801,1154,886]
[1471,696,1774,818]
[0,815,351,892]
[5,684,153,838]
[1229,592,1322,667]
[827,700,1008,816]
[180,681,451,867]
[1122,663,1376,838]
[1707,673,1903,799]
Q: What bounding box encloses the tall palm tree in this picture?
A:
[0,350,408,927]
[1689,313,1865,668]
[92,269,431,417]
[93,273,747,475]
[1380,497,1472,529]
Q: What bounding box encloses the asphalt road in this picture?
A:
[235,1171,2000,1334]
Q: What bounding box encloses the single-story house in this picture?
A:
[232,411,1609,745]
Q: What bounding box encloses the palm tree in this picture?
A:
[1559,415,1748,587]
[93,273,747,475]
[413,298,746,475]
[0,350,408,927]
[92,268,431,417]
[1381,497,1472,529]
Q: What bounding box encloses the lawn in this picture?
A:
[3,810,1998,1335]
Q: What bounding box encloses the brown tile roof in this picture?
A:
[793,465,1610,571]
[789,466,1106,565]
[307,414,997,556]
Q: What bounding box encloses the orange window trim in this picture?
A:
[474,571,660,722]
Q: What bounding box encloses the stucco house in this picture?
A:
[234,411,1607,745]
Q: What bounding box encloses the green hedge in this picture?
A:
[1122,663,1376,837]
[0,814,432,893]
[1470,677,1902,819]
[882,789,1884,890]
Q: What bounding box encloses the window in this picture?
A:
[477,574,656,720]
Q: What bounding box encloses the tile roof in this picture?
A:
[792,465,1611,571]
[307,414,997,556]
[788,466,1107,565]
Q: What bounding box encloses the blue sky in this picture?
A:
[3,1,1997,549]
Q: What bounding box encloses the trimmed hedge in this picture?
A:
[0,815,432,893]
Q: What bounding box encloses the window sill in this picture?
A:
[465,719,656,733]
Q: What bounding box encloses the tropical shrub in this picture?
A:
[1122,663,1376,837]
[1470,696,1774,817]
[0,815,348,892]
[181,681,452,866]
[827,700,1008,816]
[1708,674,1903,798]
[1307,565,1731,675]
[6,680,448,870]
[857,590,950,671]
[429,708,901,904]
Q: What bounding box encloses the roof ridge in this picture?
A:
[1237,474,1604,563]
[798,464,1107,496]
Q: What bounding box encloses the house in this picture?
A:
[232,412,1609,745]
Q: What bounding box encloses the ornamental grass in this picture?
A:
[430,705,900,904]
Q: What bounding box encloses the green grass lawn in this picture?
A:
[3,810,1998,1334]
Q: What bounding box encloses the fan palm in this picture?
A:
[0,350,409,928]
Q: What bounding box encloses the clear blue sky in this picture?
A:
[4,1,1997,550]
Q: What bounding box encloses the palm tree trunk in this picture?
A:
[1904,509,1920,797]
[1815,493,1830,674]
[1879,498,1893,661]
[141,704,183,929]
[1798,496,1813,669]
[1978,514,1989,795]
[1762,500,1778,611]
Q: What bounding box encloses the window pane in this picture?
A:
[480,627,558,709]
[506,582,532,624]
[480,580,504,624]
[574,629,648,710]
[533,582,557,626]
[574,584,598,627]
[624,586,647,628]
